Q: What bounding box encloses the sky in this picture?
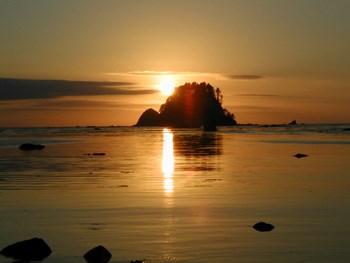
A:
[1,0,349,127]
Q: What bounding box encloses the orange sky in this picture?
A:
[1,1,349,127]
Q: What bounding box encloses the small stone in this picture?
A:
[294,153,308,158]
[19,143,45,150]
[84,245,112,263]
[252,222,275,232]
[0,238,52,261]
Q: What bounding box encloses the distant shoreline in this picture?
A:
[1,123,350,129]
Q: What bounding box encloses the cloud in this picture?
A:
[235,93,277,97]
[112,70,216,77]
[110,71,264,80]
[225,75,264,80]
[0,78,158,101]
[1,97,159,113]
[232,105,279,110]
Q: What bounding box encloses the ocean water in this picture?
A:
[0,124,350,262]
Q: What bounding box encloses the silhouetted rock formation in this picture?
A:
[136,108,160,126]
[289,120,297,125]
[135,82,236,128]
[19,143,45,150]
[0,238,52,261]
[252,222,275,232]
[84,245,112,263]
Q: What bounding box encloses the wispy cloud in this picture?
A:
[111,70,217,78]
[0,78,158,101]
[232,105,280,110]
[235,93,277,97]
[2,99,131,112]
[225,75,264,80]
[109,71,265,80]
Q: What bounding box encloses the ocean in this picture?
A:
[0,124,350,262]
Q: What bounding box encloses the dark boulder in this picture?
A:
[19,143,45,151]
[135,108,160,126]
[289,120,297,125]
[252,222,275,232]
[294,153,308,158]
[84,245,112,263]
[0,238,52,261]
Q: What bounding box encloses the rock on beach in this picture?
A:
[19,143,45,151]
[0,238,52,261]
[294,153,308,158]
[84,245,112,263]
[252,222,275,232]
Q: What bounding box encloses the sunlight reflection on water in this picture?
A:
[162,128,176,261]
[162,128,174,194]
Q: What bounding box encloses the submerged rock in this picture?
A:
[0,237,52,261]
[19,143,45,151]
[252,222,275,232]
[294,153,308,158]
[92,153,106,156]
[84,153,106,156]
[84,245,112,263]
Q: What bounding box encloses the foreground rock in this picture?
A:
[0,238,52,261]
[252,222,275,232]
[19,143,45,151]
[294,153,308,158]
[84,245,112,263]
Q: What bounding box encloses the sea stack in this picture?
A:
[135,82,236,128]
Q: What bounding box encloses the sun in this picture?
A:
[158,78,175,96]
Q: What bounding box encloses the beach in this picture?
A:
[1,125,350,262]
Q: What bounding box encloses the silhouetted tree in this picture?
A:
[157,82,236,128]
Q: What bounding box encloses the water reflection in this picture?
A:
[174,133,222,156]
[173,132,223,172]
[162,128,174,193]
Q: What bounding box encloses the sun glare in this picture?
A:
[158,78,175,96]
